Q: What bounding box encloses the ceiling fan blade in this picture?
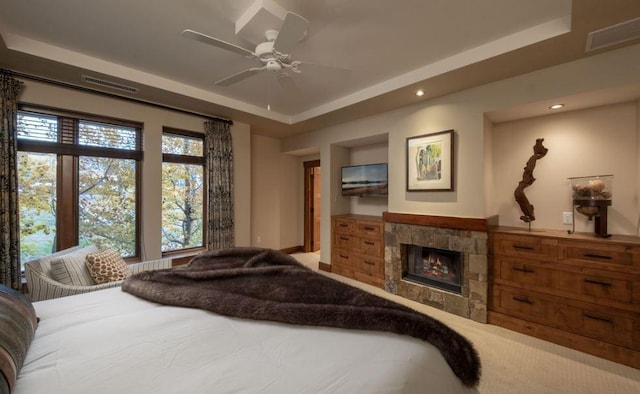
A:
[215,67,264,86]
[277,73,301,95]
[182,29,256,58]
[273,12,309,54]
[295,60,351,75]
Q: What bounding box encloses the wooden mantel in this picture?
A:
[383,212,498,232]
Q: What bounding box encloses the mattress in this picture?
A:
[15,287,473,393]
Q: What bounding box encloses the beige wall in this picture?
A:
[347,142,389,216]
[491,102,639,235]
[278,43,640,263]
[18,79,251,258]
[250,134,301,250]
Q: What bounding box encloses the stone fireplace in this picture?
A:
[384,213,495,323]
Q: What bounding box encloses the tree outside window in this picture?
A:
[17,109,142,266]
[161,128,204,252]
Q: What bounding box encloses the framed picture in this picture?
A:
[406,129,454,191]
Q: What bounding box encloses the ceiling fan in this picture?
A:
[182,12,343,89]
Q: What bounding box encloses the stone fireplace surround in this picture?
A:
[383,212,497,323]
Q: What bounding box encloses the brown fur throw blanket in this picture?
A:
[122,247,480,387]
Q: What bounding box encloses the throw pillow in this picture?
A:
[0,284,38,393]
[49,245,99,286]
[85,249,131,284]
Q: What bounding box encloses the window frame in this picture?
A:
[161,126,207,257]
[17,104,143,261]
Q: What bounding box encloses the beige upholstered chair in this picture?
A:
[24,246,172,302]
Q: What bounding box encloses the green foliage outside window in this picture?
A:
[161,131,204,252]
[17,111,141,265]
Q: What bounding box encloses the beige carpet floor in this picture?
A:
[291,252,640,393]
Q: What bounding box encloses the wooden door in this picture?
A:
[303,160,321,252]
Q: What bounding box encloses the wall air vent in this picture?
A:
[81,75,139,94]
[586,17,640,52]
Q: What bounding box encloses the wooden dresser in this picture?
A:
[489,227,640,369]
[331,214,384,288]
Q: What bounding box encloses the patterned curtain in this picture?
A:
[0,71,24,290]
[204,119,234,249]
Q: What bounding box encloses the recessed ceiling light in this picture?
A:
[549,104,564,110]
[416,90,424,97]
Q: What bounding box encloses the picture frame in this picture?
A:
[406,129,454,191]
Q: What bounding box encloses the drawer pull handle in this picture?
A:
[513,244,535,251]
[339,254,349,259]
[583,279,612,287]
[363,226,376,231]
[339,236,349,241]
[339,223,349,227]
[512,296,533,304]
[364,241,375,246]
[363,260,375,265]
[583,313,613,324]
[513,266,535,274]
[583,253,612,260]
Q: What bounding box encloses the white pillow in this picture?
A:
[50,245,99,286]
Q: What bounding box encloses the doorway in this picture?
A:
[303,160,321,252]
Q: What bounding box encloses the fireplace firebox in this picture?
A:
[403,245,462,294]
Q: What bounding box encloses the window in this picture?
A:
[161,128,205,252]
[17,108,142,266]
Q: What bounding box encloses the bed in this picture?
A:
[5,248,480,393]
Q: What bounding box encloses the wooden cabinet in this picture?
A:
[331,214,384,288]
[489,228,640,369]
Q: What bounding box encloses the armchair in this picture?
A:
[25,247,172,302]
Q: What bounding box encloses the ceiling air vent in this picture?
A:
[586,17,640,52]
[81,75,139,94]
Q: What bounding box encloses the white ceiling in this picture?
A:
[1,0,639,138]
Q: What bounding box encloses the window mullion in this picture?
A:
[56,154,79,250]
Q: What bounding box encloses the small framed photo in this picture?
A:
[406,129,454,191]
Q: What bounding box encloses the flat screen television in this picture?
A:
[341,163,388,197]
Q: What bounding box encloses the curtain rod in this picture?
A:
[2,69,233,125]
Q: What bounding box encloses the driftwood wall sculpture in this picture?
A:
[514,138,548,223]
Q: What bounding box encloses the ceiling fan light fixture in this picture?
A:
[266,60,281,71]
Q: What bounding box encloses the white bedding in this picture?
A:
[15,287,473,393]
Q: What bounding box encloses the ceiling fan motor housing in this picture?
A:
[255,41,275,59]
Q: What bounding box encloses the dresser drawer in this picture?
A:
[356,220,383,237]
[334,218,355,234]
[332,249,356,269]
[494,285,639,350]
[558,240,640,271]
[496,257,638,309]
[353,271,384,288]
[493,286,581,331]
[359,236,383,257]
[334,233,357,249]
[355,255,384,277]
[578,307,638,350]
[494,234,557,261]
